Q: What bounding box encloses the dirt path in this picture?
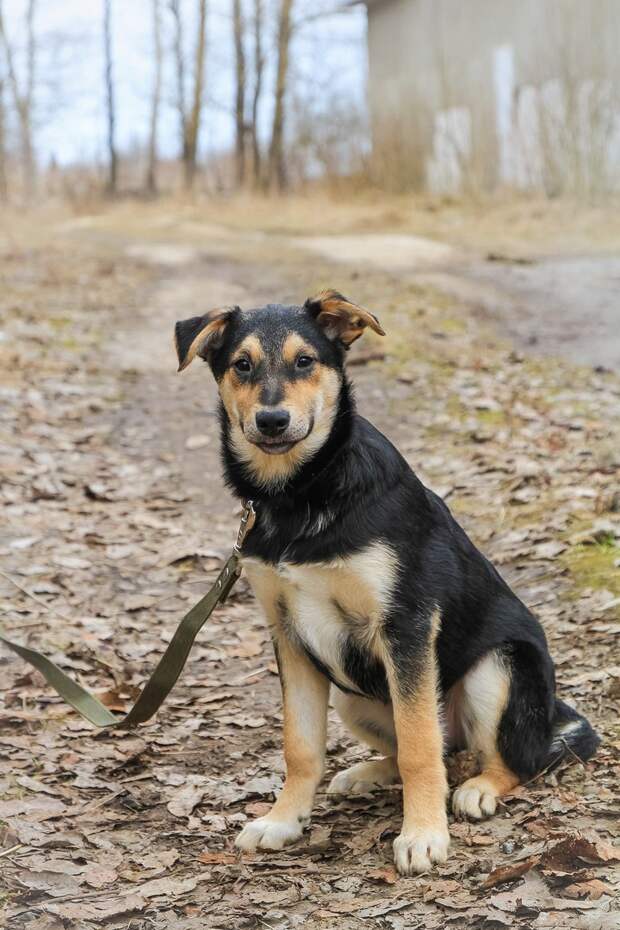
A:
[297,233,620,371]
[1,211,618,930]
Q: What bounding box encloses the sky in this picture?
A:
[1,0,368,166]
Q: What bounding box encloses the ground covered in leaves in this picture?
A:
[1,201,618,929]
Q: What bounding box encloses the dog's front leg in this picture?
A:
[387,640,450,875]
[235,635,329,852]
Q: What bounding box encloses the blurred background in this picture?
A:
[1,0,620,200]
[1,6,619,928]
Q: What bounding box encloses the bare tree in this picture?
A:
[146,0,163,193]
[102,0,117,194]
[250,0,264,186]
[0,73,7,200]
[232,0,246,186]
[0,0,37,197]
[168,0,188,172]
[184,0,208,188]
[268,0,293,191]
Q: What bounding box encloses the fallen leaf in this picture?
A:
[198,850,237,865]
[166,777,207,818]
[482,857,539,889]
[366,866,398,884]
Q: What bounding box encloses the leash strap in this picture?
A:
[0,502,256,730]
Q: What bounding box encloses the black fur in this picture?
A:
[175,315,208,365]
[198,301,600,780]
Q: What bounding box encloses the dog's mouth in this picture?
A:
[256,439,298,455]
[251,423,313,456]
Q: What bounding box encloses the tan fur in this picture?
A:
[282,333,314,364]
[387,646,448,834]
[386,637,451,874]
[309,289,385,346]
[331,690,396,755]
[219,369,261,427]
[451,651,520,819]
[266,635,329,822]
[237,543,398,850]
[234,625,329,852]
[176,309,230,371]
[229,365,341,489]
[233,334,264,366]
[245,541,398,689]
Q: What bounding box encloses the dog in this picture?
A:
[174,290,599,875]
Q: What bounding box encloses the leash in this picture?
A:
[0,501,256,730]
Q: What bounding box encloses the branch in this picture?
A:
[291,4,351,33]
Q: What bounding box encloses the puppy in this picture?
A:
[175,290,599,875]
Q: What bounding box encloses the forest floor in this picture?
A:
[1,196,618,930]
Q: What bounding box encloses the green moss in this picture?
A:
[60,336,81,350]
[476,408,507,426]
[561,542,620,596]
[49,316,71,330]
[435,315,467,335]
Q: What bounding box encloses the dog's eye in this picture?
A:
[296,355,315,369]
[233,357,252,373]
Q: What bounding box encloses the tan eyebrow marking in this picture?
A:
[282,333,315,365]
[233,335,264,365]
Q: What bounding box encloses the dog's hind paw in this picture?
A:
[235,816,304,852]
[327,757,399,796]
[452,778,498,820]
[393,825,450,875]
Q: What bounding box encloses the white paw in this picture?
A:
[452,782,497,820]
[327,771,379,796]
[327,760,397,796]
[393,826,450,875]
[234,816,304,852]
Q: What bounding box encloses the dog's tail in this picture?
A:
[546,698,600,769]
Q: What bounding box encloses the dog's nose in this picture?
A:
[255,408,290,437]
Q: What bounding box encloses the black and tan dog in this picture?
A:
[175,291,599,875]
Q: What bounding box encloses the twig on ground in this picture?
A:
[0,568,73,623]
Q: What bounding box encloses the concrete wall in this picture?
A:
[366,0,620,192]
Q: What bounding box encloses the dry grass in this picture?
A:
[4,189,620,260]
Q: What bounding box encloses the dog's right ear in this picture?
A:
[174,308,234,372]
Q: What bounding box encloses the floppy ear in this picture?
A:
[305,289,385,348]
[174,308,233,372]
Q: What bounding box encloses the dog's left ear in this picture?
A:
[305,289,385,348]
[174,308,234,371]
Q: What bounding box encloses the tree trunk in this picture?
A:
[168,0,188,175]
[22,0,36,195]
[0,77,7,201]
[232,0,246,187]
[0,0,37,198]
[268,0,293,192]
[250,0,264,187]
[184,0,207,189]
[146,0,163,193]
[103,0,117,194]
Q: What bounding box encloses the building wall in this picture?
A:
[366,0,620,192]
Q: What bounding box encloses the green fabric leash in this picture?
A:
[0,502,256,730]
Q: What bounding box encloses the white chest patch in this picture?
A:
[243,542,398,691]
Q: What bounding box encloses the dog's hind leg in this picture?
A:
[328,690,399,795]
[452,639,600,822]
[451,648,526,821]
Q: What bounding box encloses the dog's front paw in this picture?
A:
[235,816,305,852]
[393,825,450,875]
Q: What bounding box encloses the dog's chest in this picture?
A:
[243,543,397,694]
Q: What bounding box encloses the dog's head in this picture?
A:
[174,290,384,487]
